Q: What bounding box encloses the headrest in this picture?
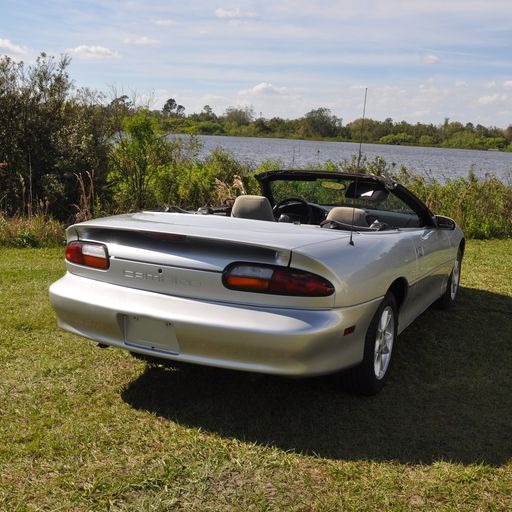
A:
[326,207,368,226]
[231,195,275,221]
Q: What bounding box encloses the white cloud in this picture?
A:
[245,82,289,95]
[235,82,309,118]
[228,19,247,27]
[418,79,439,94]
[455,81,467,87]
[483,81,496,88]
[423,54,441,65]
[67,45,119,60]
[214,7,256,19]
[478,93,507,105]
[154,19,177,26]
[123,36,158,45]
[409,110,431,119]
[503,80,512,88]
[0,38,27,55]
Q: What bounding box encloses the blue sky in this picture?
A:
[1,0,512,126]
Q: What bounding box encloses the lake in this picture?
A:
[189,135,512,182]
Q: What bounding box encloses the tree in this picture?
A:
[253,118,270,134]
[109,110,175,210]
[202,105,215,119]
[346,118,372,142]
[443,120,464,139]
[0,53,113,219]
[302,108,341,138]
[223,106,255,127]
[504,125,512,143]
[162,98,177,117]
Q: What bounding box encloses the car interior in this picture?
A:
[227,177,422,230]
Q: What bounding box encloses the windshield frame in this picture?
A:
[256,170,435,227]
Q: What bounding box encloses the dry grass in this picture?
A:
[0,214,65,247]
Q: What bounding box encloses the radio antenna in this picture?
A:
[356,87,368,170]
[349,87,368,246]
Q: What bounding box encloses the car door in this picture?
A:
[412,226,453,310]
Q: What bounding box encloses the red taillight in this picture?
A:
[65,241,110,269]
[223,263,334,297]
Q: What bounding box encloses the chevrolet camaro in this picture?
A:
[49,170,464,394]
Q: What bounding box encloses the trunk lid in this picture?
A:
[65,212,348,309]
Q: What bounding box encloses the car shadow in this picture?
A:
[122,286,512,466]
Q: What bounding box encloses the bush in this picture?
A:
[379,133,415,145]
[182,121,225,135]
[0,214,65,247]
[2,152,511,245]
[395,169,512,239]
[154,149,257,209]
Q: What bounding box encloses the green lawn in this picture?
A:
[1,241,511,511]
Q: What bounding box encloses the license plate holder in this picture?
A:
[124,315,180,354]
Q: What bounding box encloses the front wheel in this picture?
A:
[344,292,398,395]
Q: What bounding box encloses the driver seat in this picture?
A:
[231,195,276,222]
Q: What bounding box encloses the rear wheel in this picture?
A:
[344,292,397,395]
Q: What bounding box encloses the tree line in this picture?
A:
[165,103,512,151]
[1,53,511,223]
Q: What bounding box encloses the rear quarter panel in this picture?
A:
[292,230,419,308]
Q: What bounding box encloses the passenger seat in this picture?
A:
[325,207,369,227]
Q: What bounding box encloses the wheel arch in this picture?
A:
[459,238,466,258]
[388,277,408,311]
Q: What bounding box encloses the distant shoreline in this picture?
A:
[169,133,512,183]
[173,131,511,153]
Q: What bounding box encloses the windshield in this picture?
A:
[270,178,348,206]
[269,176,416,215]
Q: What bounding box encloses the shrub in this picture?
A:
[0,214,65,247]
[395,169,512,239]
[154,149,257,209]
[2,153,511,245]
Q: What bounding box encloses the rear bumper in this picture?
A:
[49,273,382,377]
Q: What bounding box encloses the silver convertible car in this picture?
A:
[49,170,464,394]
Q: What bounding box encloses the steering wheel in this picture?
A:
[273,197,314,224]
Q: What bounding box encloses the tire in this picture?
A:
[344,292,398,395]
[434,248,462,309]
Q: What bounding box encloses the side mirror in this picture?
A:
[435,215,456,230]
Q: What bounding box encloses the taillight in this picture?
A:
[223,263,334,297]
[65,241,110,269]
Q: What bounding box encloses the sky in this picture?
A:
[1,0,512,127]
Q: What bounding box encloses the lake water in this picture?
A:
[190,135,512,183]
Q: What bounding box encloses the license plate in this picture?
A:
[124,315,180,354]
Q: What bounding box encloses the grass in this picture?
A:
[0,240,511,511]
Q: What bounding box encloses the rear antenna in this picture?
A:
[349,87,368,247]
[356,87,368,171]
